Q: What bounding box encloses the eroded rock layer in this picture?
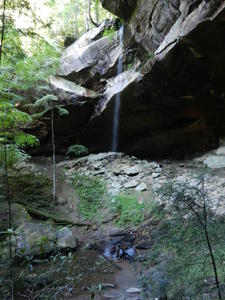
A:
[35,0,225,158]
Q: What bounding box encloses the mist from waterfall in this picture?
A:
[112,25,124,153]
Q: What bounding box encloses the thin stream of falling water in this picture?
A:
[112,25,124,153]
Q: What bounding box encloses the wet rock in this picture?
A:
[135,240,153,250]
[135,183,147,192]
[124,180,139,188]
[125,248,136,260]
[56,227,77,249]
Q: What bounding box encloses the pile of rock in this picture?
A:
[60,152,164,196]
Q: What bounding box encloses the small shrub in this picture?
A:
[66,144,88,158]
[148,51,155,61]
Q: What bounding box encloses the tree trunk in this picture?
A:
[202,179,222,300]
[51,107,56,202]
[1,2,14,298]
[84,0,89,31]
[74,4,79,37]
[204,227,222,299]
[0,0,6,64]
[94,0,99,24]
[88,0,99,27]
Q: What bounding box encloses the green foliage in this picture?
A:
[33,94,58,108]
[36,236,49,255]
[113,195,145,227]
[148,51,155,61]
[56,106,69,116]
[0,145,30,169]
[72,173,105,220]
[33,93,69,119]
[103,26,116,42]
[0,101,39,168]
[140,179,225,299]
[66,144,88,158]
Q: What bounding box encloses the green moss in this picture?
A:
[103,26,116,42]
[8,173,53,210]
[72,173,105,221]
[113,194,145,227]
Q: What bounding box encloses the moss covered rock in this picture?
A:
[0,203,31,233]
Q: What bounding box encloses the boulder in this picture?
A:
[59,20,122,87]
[50,76,98,102]
[56,227,77,249]
[0,203,31,233]
[203,155,225,169]
[100,0,137,21]
[0,222,78,261]
[124,180,139,188]
[135,183,147,192]
[14,222,56,257]
[124,165,142,176]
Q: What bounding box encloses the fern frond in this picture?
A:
[57,106,69,116]
[33,94,58,107]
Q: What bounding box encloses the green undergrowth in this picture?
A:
[72,173,106,221]
[112,194,145,227]
[71,172,154,225]
[138,184,225,299]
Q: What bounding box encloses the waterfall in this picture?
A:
[112,25,124,153]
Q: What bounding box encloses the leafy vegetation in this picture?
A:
[103,26,116,41]
[139,177,225,299]
[66,144,88,158]
[72,173,106,220]
[112,195,145,227]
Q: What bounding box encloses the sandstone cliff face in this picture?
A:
[37,1,225,158]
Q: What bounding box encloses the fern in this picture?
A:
[33,94,58,108]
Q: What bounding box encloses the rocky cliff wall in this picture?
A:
[34,1,225,158]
